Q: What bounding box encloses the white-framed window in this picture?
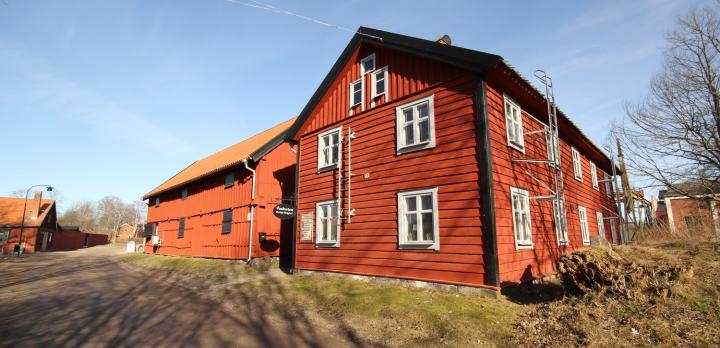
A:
[316,200,339,247]
[590,162,599,189]
[546,127,559,167]
[397,187,440,250]
[553,196,569,245]
[604,172,612,197]
[610,219,619,243]
[360,53,375,75]
[596,212,605,240]
[317,127,341,171]
[350,78,363,110]
[578,206,590,245]
[371,66,388,101]
[511,187,533,249]
[396,95,435,154]
[504,96,525,152]
[572,147,583,181]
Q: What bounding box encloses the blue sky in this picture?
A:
[0,0,706,211]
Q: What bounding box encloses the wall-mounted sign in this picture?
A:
[300,213,314,241]
[273,204,296,220]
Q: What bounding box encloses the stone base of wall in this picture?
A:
[295,269,500,299]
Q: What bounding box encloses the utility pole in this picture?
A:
[616,139,636,242]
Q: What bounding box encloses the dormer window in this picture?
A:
[371,66,388,101]
[350,78,363,109]
[360,54,375,75]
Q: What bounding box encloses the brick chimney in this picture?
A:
[28,191,42,221]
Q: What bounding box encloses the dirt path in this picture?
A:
[0,246,356,348]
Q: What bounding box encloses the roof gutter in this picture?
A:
[242,159,256,262]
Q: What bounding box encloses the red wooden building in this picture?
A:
[0,194,58,254]
[143,117,296,261]
[51,225,109,251]
[285,28,620,290]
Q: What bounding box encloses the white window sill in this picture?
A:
[575,176,583,182]
[317,164,338,173]
[508,141,525,153]
[397,142,435,155]
[515,243,534,250]
[399,243,439,251]
[315,242,339,248]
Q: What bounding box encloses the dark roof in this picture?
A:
[285,26,616,168]
[663,181,720,198]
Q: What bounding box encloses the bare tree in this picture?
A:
[96,196,136,235]
[59,200,98,232]
[614,2,720,198]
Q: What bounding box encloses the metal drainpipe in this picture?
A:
[242,159,256,262]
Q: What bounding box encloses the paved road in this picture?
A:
[0,246,355,348]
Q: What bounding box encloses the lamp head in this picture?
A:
[46,186,53,192]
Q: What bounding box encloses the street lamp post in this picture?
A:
[17,185,53,256]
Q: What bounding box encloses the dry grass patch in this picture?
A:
[514,240,720,347]
[119,253,254,281]
[237,274,523,347]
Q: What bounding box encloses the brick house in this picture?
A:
[658,183,720,235]
[113,223,136,243]
[285,27,620,289]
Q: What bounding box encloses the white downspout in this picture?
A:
[243,159,256,262]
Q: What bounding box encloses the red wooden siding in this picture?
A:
[145,143,296,259]
[485,82,619,285]
[294,43,490,288]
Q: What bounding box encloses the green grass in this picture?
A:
[119,253,254,281]
[238,275,523,347]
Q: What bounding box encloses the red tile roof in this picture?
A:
[0,197,55,227]
[143,117,296,199]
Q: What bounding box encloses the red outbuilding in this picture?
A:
[285,28,621,290]
[0,193,58,254]
[51,225,109,251]
[143,118,296,262]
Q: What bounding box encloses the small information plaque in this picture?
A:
[300,213,314,241]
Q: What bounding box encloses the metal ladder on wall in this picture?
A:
[511,70,567,238]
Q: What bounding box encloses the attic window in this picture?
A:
[181,188,188,200]
[225,172,235,188]
[360,54,375,75]
[350,78,363,109]
[154,197,160,207]
[371,66,388,101]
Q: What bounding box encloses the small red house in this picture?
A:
[143,118,296,262]
[285,28,620,290]
[112,223,136,243]
[0,193,58,254]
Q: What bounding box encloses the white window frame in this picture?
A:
[317,126,341,171]
[578,206,590,245]
[315,200,339,247]
[511,187,533,249]
[360,53,375,75]
[504,96,525,152]
[553,196,569,245]
[590,161,599,190]
[603,172,612,197]
[371,66,388,103]
[596,211,606,240]
[349,78,364,111]
[572,147,583,181]
[397,187,440,250]
[395,95,436,154]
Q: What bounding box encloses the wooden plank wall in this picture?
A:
[294,44,489,287]
[485,82,619,285]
